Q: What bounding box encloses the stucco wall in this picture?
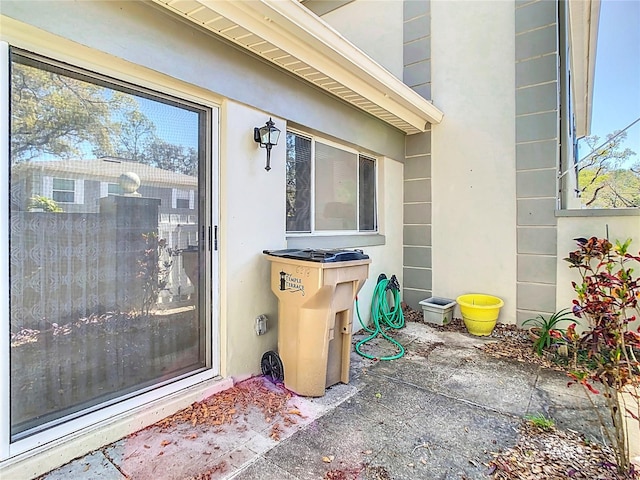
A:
[0,1,408,472]
[430,0,517,322]
[1,0,407,375]
[219,106,404,377]
[219,101,286,378]
[402,0,433,309]
[351,156,405,326]
[0,1,404,162]
[321,0,404,79]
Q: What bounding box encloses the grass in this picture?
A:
[524,413,555,431]
[551,347,605,372]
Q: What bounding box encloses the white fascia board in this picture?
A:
[170,0,443,131]
[257,0,444,125]
[569,0,600,138]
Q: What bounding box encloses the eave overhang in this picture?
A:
[568,0,601,138]
[150,0,443,134]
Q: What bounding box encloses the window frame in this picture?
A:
[106,182,123,197]
[285,128,379,237]
[43,176,84,205]
[51,177,77,204]
[172,188,195,210]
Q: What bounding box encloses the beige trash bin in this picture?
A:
[262,249,371,397]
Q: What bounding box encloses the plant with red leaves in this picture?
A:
[565,236,640,475]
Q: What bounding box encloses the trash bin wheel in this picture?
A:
[261,351,284,383]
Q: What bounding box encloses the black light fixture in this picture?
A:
[254,117,281,171]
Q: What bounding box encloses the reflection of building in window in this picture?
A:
[52,178,75,203]
[12,159,197,214]
[172,188,195,209]
[41,176,84,205]
[108,183,122,196]
[99,182,123,198]
[8,49,210,445]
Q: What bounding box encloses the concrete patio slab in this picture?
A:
[39,451,125,480]
[37,321,608,480]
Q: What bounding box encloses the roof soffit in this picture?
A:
[150,0,443,134]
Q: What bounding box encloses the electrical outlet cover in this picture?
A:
[255,314,268,335]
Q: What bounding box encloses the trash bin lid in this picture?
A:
[263,248,369,263]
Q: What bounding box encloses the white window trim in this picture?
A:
[1,40,222,465]
[286,129,379,236]
[75,179,84,205]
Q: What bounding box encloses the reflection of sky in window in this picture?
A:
[135,95,199,150]
[31,82,200,162]
[578,1,639,169]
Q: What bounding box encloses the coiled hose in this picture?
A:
[355,274,405,360]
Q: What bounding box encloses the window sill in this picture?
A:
[286,234,385,250]
[556,208,640,217]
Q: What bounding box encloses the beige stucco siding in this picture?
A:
[430,0,517,322]
[321,0,404,80]
[218,101,286,378]
[1,0,407,473]
[354,156,405,327]
[0,0,405,161]
[1,0,407,375]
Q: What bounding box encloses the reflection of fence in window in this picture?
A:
[10,212,116,331]
[158,214,198,307]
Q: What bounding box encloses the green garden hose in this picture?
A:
[355,274,405,360]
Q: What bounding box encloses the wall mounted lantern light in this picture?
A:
[254,117,281,171]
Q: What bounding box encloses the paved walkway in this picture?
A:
[40,322,603,480]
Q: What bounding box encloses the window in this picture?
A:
[286,134,311,232]
[286,131,377,234]
[172,188,195,209]
[107,183,122,196]
[99,182,123,198]
[52,178,76,203]
[359,156,376,231]
[41,177,84,205]
[8,49,212,441]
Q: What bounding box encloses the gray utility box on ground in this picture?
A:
[419,297,456,326]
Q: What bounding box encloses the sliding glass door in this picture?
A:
[8,49,213,440]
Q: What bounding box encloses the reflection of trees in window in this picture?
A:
[10,60,118,162]
[285,133,311,232]
[578,131,640,208]
[10,56,198,176]
[8,51,208,438]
